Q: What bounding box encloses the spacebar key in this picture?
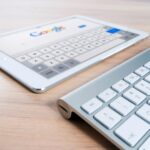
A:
[75,39,125,62]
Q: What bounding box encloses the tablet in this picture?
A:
[0,15,149,93]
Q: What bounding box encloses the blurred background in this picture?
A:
[0,0,149,33]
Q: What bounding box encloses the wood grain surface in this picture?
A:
[0,0,150,150]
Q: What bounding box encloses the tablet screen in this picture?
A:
[0,16,139,79]
[0,17,100,56]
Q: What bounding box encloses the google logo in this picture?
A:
[30,26,65,37]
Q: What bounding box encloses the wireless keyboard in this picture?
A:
[58,48,150,150]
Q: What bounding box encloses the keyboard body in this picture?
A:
[58,48,150,150]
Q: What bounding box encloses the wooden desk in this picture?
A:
[0,0,150,149]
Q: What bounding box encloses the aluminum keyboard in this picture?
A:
[58,48,150,150]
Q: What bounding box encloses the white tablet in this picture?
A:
[0,15,149,93]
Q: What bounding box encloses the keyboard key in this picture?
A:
[98,88,117,102]
[115,115,149,147]
[32,64,48,72]
[17,55,30,62]
[94,107,122,129]
[110,97,135,116]
[136,104,150,123]
[59,41,70,46]
[41,69,58,79]
[44,59,58,67]
[51,50,64,56]
[145,74,150,82]
[123,88,146,105]
[64,59,79,68]
[87,36,98,42]
[61,46,73,52]
[107,28,120,34]
[40,53,54,60]
[49,44,61,50]
[135,80,150,95]
[144,61,150,69]
[112,80,129,92]
[40,47,52,53]
[124,73,140,84]
[55,55,69,62]
[53,64,68,73]
[28,58,43,65]
[66,51,78,57]
[139,137,150,150]
[83,44,95,50]
[68,37,79,43]
[91,41,103,47]
[28,51,42,58]
[75,48,87,54]
[81,98,103,114]
[135,66,149,76]
[71,43,82,48]
[79,40,89,45]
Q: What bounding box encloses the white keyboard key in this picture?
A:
[81,98,103,114]
[59,41,70,46]
[144,61,150,69]
[94,107,122,129]
[91,41,103,47]
[75,39,125,62]
[28,51,41,58]
[99,38,110,44]
[145,74,150,82]
[61,46,73,52]
[51,50,64,56]
[66,51,78,57]
[110,97,135,116]
[28,58,43,65]
[98,88,117,102]
[83,44,95,50]
[44,59,58,67]
[139,137,150,150]
[123,88,146,105]
[135,66,149,76]
[40,53,54,60]
[87,37,97,42]
[79,40,89,45]
[137,104,150,123]
[124,73,140,84]
[135,80,150,95]
[115,115,149,147]
[40,47,52,53]
[55,55,69,62]
[112,80,129,92]
[49,44,61,50]
[75,48,87,54]
[68,37,79,43]
[16,55,30,62]
[71,43,82,48]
